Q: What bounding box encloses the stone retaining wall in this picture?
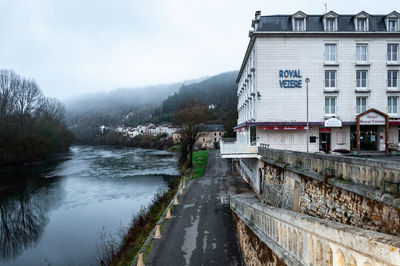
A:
[259,147,400,191]
[262,162,400,236]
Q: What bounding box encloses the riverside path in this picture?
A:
[146,150,251,266]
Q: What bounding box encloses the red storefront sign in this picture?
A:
[319,128,331,132]
[234,126,247,132]
[259,126,311,131]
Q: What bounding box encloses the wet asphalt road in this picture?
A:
[146,150,251,266]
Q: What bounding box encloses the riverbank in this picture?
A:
[106,150,209,266]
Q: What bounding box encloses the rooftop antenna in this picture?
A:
[324,2,328,13]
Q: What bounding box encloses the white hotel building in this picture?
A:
[227,10,400,154]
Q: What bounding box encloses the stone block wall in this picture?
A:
[261,161,400,236]
[300,177,400,236]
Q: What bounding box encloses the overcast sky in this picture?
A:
[0,0,397,99]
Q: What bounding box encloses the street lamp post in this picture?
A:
[305,78,310,153]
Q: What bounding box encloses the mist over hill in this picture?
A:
[66,71,238,142]
[65,79,205,125]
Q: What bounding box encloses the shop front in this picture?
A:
[355,109,389,154]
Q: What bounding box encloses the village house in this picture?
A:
[196,124,226,149]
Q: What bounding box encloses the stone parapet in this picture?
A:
[230,193,400,266]
[259,147,400,191]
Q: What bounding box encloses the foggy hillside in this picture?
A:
[65,79,206,124]
[66,71,238,142]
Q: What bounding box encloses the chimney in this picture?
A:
[255,11,261,20]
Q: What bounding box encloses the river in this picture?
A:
[0,145,179,266]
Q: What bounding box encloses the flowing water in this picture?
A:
[0,145,179,266]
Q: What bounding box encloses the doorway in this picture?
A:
[351,125,378,150]
[250,126,257,146]
[319,133,331,152]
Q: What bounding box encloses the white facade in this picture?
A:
[235,11,400,153]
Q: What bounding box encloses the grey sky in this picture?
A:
[1,0,397,99]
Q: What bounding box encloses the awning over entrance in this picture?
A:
[356,108,389,155]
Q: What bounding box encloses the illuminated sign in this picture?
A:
[279,70,302,88]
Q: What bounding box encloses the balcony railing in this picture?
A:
[220,139,259,159]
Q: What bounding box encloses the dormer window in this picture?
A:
[357,18,367,31]
[354,11,370,31]
[326,18,335,31]
[388,19,398,31]
[386,12,400,31]
[323,11,338,32]
[294,18,305,31]
[292,11,307,31]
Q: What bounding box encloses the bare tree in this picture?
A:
[175,100,207,167]
[0,69,72,166]
[36,97,66,123]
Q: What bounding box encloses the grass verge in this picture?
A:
[167,145,181,152]
[191,150,209,179]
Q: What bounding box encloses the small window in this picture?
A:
[203,138,205,141]
[357,18,367,31]
[356,44,368,62]
[356,97,368,114]
[388,96,399,114]
[325,70,336,88]
[356,70,368,88]
[388,19,398,31]
[294,18,304,31]
[214,138,217,142]
[388,70,399,88]
[325,97,336,115]
[325,44,337,62]
[214,132,216,136]
[326,18,335,31]
[309,136,317,143]
[388,44,399,62]
[219,132,221,136]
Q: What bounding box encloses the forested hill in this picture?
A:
[162,71,237,114]
[157,71,238,133]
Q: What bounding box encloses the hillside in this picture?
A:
[157,71,238,134]
[66,71,238,142]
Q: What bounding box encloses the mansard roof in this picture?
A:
[255,12,397,32]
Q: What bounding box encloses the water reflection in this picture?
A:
[0,146,178,265]
[0,172,64,260]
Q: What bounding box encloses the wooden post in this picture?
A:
[356,116,360,155]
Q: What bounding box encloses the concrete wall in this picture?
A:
[239,158,261,194]
[231,194,400,266]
